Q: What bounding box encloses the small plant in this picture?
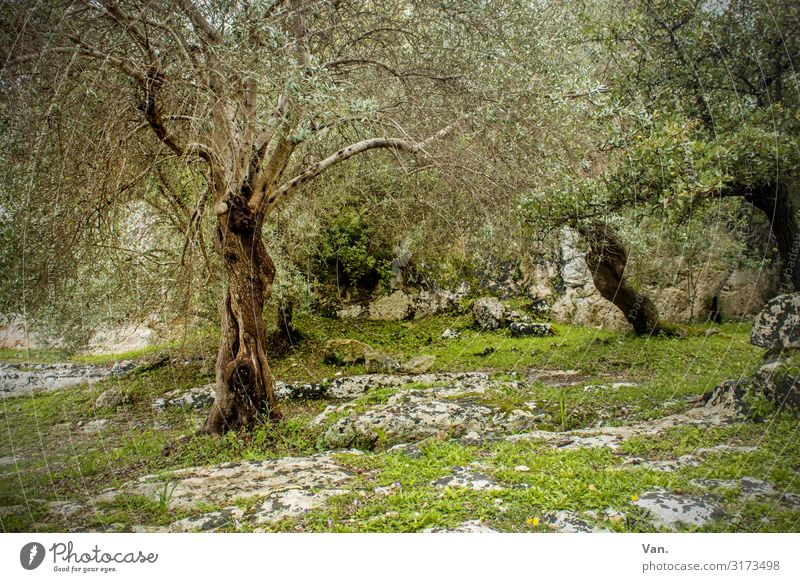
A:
[156,481,177,514]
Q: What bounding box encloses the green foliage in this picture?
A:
[313,208,392,292]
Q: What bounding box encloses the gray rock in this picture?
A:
[95,388,129,410]
[434,466,502,491]
[545,510,606,533]
[473,297,507,330]
[441,328,460,340]
[753,359,800,410]
[153,384,216,412]
[95,452,355,513]
[702,380,751,416]
[80,419,109,434]
[368,290,413,321]
[319,376,539,449]
[169,508,244,532]
[365,352,402,374]
[0,362,112,397]
[402,355,436,374]
[421,520,500,533]
[633,490,724,530]
[336,304,365,319]
[751,293,800,352]
[508,321,553,338]
[324,338,377,365]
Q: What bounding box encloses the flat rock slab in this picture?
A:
[421,520,500,533]
[434,466,502,491]
[318,377,541,449]
[633,490,724,530]
[95,452,356,514]
[0,362,115,396]
[545,510,607,533]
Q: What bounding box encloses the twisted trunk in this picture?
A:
[745,184,800,292]
[202,197,281,436]
[578,222,662,335]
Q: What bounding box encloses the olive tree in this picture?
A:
[1,0,499,434]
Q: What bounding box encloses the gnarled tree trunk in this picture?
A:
[202,197,281,436]
[578,222,662,335]
[745,184,800,293]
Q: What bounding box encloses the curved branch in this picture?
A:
[267,119,461,208]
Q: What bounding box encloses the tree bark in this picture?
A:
[578,222,662,335]
[202,197,281,436]
[745,184,800,293]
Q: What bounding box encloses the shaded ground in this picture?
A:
[1,315,797,533]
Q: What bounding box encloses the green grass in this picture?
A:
[2,314,796,533]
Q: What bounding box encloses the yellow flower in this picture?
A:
[631,494,639,502]
[527,517,539,527]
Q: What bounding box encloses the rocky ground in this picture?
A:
[0,315,797,533]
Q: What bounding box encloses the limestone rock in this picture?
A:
[441,328,460,340]
[753,359,800,410]
[421,520,500,533]
[701,380,751,416]
[319,376,539,449]
[95,388,129,410]
[324,338,377,365]
[80,418,109,434]
[365,352,402,374]
[508,321,553,338]
[95,452,355,513]
[473,297,507,330]
[751,292,800,352]
[402,355,436,374]
[153,384,216,412]
[336,305,365,319]
[368,290,413,321]
[633,490,723,530]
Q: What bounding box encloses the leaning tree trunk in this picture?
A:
[577,222,662,335]
[746,184,800,292]
[202,197,281,436]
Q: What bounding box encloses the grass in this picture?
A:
[2,312,797,533]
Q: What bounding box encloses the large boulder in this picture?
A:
[324,339,377,364]
[751,292,800,352]
[473,297,507,330]
[753,359,800,411]
[368,290,413,321]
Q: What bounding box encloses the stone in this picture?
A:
[365,352,402,374]
[324,338,377,365]
[153,384,216,412]
[413,289,459,320]
[94,388,129,410]
[95,452,355,514]
[319,376,539,449]
[0,362,112,397]
[402,355,436,374]
[336,304,365,319]
[751,292,800,352]
[169,508,244,532]
[633,490,724,530]
[545,510,605,533]
[80,419,109,434]
[421,520,500,533]
[473,297,507,330]
[368,290,413,321]
[752,359,800,410]
[508,321,553,338]
[701,380,751,416]
[441,328,460,340]
[434,466,502,491]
